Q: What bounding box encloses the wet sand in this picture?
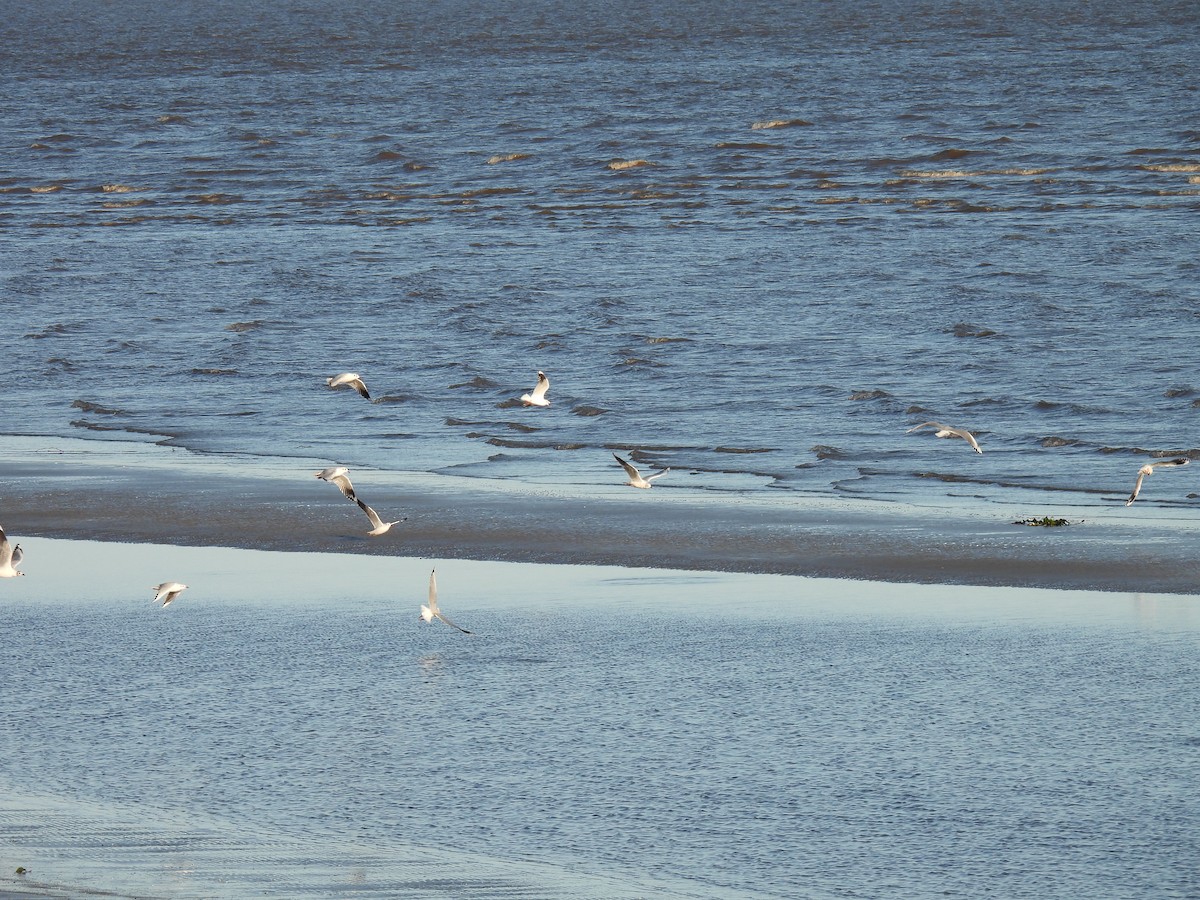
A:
[0,436,1197,593]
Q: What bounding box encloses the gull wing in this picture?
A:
[0,526,11,567]
[645,467,671,482]
[329,473,357,500]
[10,545,23,569]
[529,371,549,402]
[951,428,982,453]
[1126,469,1147,506]
[349,377,370,399]
[905,421,944,434]
[1151,458,1190,470]
[356,498,384,529]
[434,611,473,634]
[428,569,438,614]
[613,453,641,479]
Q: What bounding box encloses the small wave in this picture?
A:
[571,405,609,417]
[71,399,126,416]
[1099,446,1200,459]
[449,376,500,390]
[644,336,692,344]
[99,183,139,193]
[714,141,777,150]
[191,368,239,376]
[486,153,531,164]
[191,193,242,204]
[900,170,977,179]
[1139,163,1200,173]
[1040,436,1083,448]
[460,186,526,198]
[614,356,664,369]
[29,184,64,193]
[1163,386,1194,398]
[811,445,847,460]
[949,322,998,338]
[224,320,262,332]
[960,397,1005,407]
[930,148,974,160]
[70,419,120,432]
[24,323,73,339]
[713,446,776,454]
[607,159,652,171]
[485,437,585,450]
[849,389,891,401]
[156,115,190,125]
[374,394,415,404]
[371,150,405,162]
[750,118,812,129]
[101,199,151,209]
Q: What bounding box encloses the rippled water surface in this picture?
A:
[2,0,1199,518]
[1,541,1198,898]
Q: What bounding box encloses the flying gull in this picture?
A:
[326,372,371,399]
[905,421,983,454]
[1126,457,1190,506]
[420,569,472,633]
[0,524,25,578]
[355,498,403,536]
[613,452,670,489]
[315,465,357,501]
[519,370,550,407]
[151,582,188,607]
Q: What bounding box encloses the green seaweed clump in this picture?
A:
[1013,516,1072,527]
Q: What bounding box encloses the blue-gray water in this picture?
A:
[1,541,1198,898]
[2,0,1199,519]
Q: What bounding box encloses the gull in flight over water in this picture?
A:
[520,370,550,407]
[326,372,371,399]
[315,465,357,501]
[613,452,670,489]
[420,569,472,633]
[356,498,403,536]
[0,525,25,578]
[151,582,188,607]
[1126,457,1190,506]
[905,421,983,454]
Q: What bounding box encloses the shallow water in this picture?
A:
[2,0,1199,522]
[0,540,1197,898]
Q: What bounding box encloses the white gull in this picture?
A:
[356,498,403,536]
[905,421,983,454]
[519,370,550,407]
[0,524,25,578]
[326,372,371,399]
[315,466,357,501]
[420,569,472,633]
[151,582,188,607]
[1126,457,1189,506]
[613,452,670,489]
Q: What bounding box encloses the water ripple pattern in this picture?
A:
[2,3,1200,507]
